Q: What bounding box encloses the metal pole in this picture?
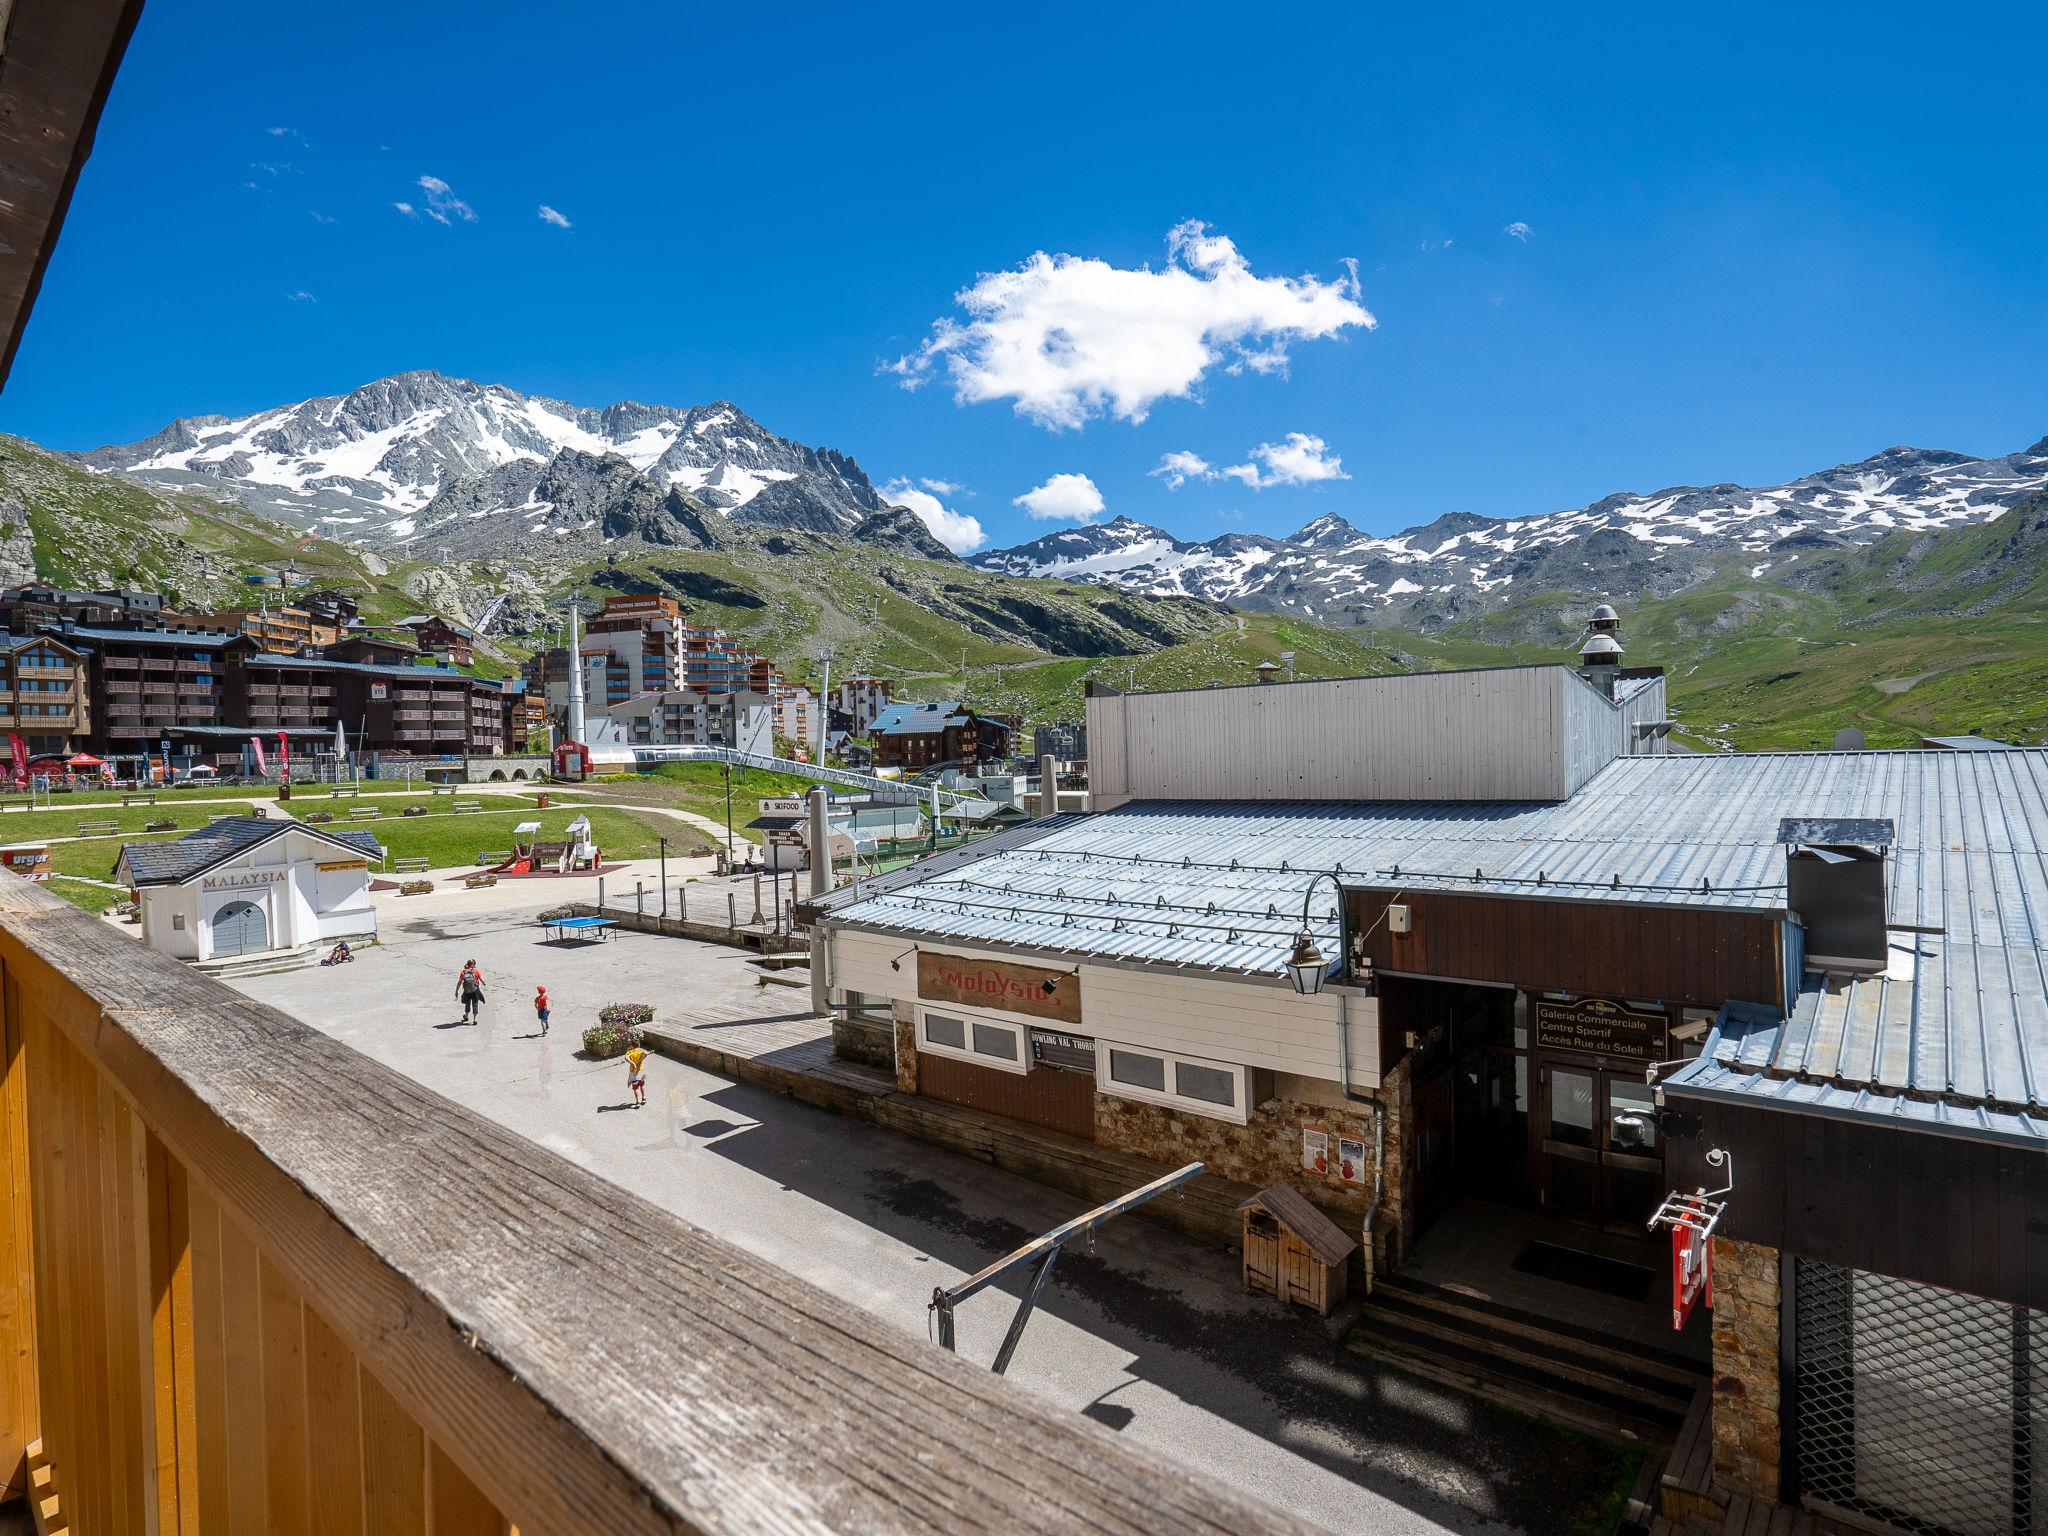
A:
[636,880,644,915]
[659,836,668,917]
[990,1250,1059,1376]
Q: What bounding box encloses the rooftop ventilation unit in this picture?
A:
[1779,816,1894,973]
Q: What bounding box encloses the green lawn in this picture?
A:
[582,763,816,840]
[361,804,693,869]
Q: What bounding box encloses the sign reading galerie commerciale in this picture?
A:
[916,951,1081,1025]
[1533,996,1670,1064]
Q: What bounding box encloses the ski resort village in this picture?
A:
[4,5,2046,1536]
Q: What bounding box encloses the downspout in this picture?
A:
[1336,986,1387,1292]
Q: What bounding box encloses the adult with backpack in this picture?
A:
[456,959,487,1025]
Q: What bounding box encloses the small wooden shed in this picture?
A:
[1239,1184,1356,1316]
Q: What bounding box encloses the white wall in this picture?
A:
[140,828,377,961]
[1086,667,1606,807]
[826,929,1380,1090]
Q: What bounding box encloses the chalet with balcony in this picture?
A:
[867,699,1018,770]
[0,632,88,754]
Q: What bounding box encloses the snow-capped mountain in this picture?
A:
[78,370,893,546]
[975,437,2048,624]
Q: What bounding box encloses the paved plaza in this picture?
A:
[227,896,1642,1536]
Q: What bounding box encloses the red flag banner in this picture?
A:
[7,733,25,787]
[251,736,267,776]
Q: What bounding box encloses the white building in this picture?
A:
[835,676,895,735]
[773,685,824,754]
[582,688,773,760]
[115,816,383,963]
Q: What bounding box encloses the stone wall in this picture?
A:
[892,1001,918,1093]
[831,1017,894,1070]
[1710,1236,1781,1501]
[1093,1075,1390,1258]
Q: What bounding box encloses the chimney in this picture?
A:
[1577,603,1624,700]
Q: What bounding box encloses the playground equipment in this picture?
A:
[485,817,602,877]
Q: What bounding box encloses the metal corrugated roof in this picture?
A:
[1664,975,2048,1145]
[816,748,2048,984]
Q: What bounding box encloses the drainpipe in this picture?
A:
[807,785,832,1017]
[1336,986,1386,1292]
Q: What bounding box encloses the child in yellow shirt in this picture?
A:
[624,1043,648,1108]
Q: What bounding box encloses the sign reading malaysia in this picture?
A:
[916,951,1081,1025]
[200,869,286,892]
[1534,996,1669,1064]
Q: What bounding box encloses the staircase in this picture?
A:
[194,943,322,980]
[1345,1270,1705,1445]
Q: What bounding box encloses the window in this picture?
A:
[1097,1041,1249,1123]
[917,1006,1028,1075]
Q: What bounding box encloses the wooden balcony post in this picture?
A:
[0,965,36,1505]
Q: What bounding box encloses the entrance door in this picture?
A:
[1539,1064,1662,1231]
[211,899,269,957]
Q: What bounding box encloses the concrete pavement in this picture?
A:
[227,905,1640,1536]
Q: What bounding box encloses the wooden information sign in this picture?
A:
[917,951,1081,1024]
[1533,996,1669,1064]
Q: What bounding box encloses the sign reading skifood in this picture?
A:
[1533,996,1669,1064]
[916,952,1081,1025]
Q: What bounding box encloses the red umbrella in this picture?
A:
[66,753,105,768]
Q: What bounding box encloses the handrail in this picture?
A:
[0,876,1308,1533]
[623,744,987,807]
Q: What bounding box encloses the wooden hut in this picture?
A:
[1239,1185,1356,1316]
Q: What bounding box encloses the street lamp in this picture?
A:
[1284,871,1349,996]
[659,835,669,918]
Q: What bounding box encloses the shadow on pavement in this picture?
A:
[694,1078,1642,1536]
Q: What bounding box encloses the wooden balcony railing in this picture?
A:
[0,877,1304,1533]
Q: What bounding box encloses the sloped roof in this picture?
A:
[1238,1185,1355,1267]
[117,817,383,887]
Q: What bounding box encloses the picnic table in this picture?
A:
[542,915,619,944]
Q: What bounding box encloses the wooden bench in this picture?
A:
[328,786,358,798]
[348,806,383,820]
[453,799,481,813]
[476,851,510,866]
[391,856,429,874]
[76,819,121,836]
[120,794,158,807]
[429,786,456,797]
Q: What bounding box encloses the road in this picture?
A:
[228,906,1635,1536]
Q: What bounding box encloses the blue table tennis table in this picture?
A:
[543,915,619,944]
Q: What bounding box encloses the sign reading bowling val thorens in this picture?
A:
[916,951,1082,1025]
[1533,996,1669,1064]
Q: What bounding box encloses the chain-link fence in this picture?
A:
[1794,1259,2045,1536]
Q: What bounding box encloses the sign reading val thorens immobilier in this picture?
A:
[1533,996,1670,1064]
[916,951,1082,1025]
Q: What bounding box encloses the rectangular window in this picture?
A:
[918,1006,1028,1075]
[1109,1049,1166,1092]
[1097,1040,1250,1124]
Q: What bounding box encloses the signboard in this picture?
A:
[1533,996,1669,1064]
[1337,1136,1368,1186]
[201,869,286,891]
[1302,1127,1329,1175]
[758,797,804,816]
[314,859,368,873]
[1672,1218,1713,1329]
[916,951,1080,1025]
[0,845,49,882]
[1029,1029,1096,1074]
[371,683,388,701]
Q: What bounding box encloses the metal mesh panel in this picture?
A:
[1795,1261,2046,1536]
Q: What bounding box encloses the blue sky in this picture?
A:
[6,1,2046,553]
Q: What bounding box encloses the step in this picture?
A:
[1374,1270,1706,1387]
[1358,1288,1698,1412]
[1346,1316,1687,1446]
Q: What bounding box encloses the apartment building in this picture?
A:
[399,614,477,667]
[327,632,421,667]
[585,688,772,755]
[196,604,342,652]
[835,675,895,734]
[772,684,824,753]
[867,700,1019,770]
[0,585,164,631]
[501,681,547,752]
[58,624,238,757]
[0,632,89,754]
[682,625,755,695]
[227,652,502,756]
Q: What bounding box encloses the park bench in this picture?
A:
[452,799,481,813]
[329,786,358,798]
[476,850,509,866]
[76,819,120,836]
[349,806,383,820]
[121,794,158,807]
[429,786,456,797]
[391,856,429,874]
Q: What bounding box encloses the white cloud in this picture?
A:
[1504,221,1532,242]
[919,477,964,496]
[393,201,417,218]
[538,204,572,229]
[880,478,987,554]
[309,211,336,225]
[416,175,476,225]
[266,126,292,136]
[1149,450,1212,490]
[1151,432,1347,491]
[887,220,1373,430]
[1013,472,1106,522]
[1420,237,1454,253]
[285,290,317,303]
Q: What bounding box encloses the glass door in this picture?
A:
[1538,1064,1664,1232]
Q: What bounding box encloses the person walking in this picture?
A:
[624,1041,649,1109]
[456,959,487,1025]
[533,984,551,1037]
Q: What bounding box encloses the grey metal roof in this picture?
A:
[1664,975,2048,1147]
[117,816,384,887]
[814,748,2048,982]
[51,625,241,647]
[247,651,483,683]
[1922,735,2019,751]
